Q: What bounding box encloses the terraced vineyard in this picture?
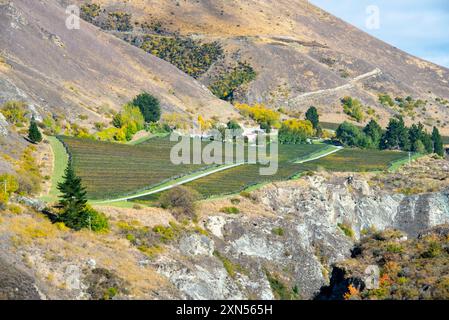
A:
[60,136,214,199]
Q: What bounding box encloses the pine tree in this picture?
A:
[57,162,89,230]
[305,106,319,129]
[432,127,444,157]
[28,117,42,143]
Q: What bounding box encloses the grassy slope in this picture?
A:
[40,136,69,203]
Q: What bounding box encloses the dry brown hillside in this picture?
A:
[79,0,449,133]
[0,0,237,126]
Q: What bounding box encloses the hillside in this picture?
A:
[77,0,449,134]
[0,0,237,129]
[1,158,449,300]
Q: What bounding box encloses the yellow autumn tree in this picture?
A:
[198,115,212,132]
[235,103,280,127]
[282,119,315,136]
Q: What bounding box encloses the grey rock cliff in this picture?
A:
[152,176,449,300]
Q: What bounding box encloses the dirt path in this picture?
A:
[290,68,382,102]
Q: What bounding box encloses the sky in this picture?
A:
[309,0,449,68]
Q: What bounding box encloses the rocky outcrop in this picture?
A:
[0,256,43,300]
[151,175,449,300]
[0,112,8,136]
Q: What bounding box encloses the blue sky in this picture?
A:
[309,0,449,68]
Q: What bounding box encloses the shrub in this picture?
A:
[220,206,240,214]
[213,251,246,278]
[239,191,252,199]
[265,271,298,300]
[230,198,241,205]
[161,112,190,130]
[421,241,442,258]
[80,3,101,23]
[146,122,171,135]
[15,146,42,195]
[153,223,182,243]
[379,94,395,107]
[85,268,128,300]
[272,227,285,236]
[341,97,365,122]
[159,186,200,220]
[96,127,126,142]
[386,243,403,254]
[0,101,28,126]
[209,62,256,101]
[139,35,223,78]
[8,204,22,215]
[105,12,133,32]
[338,223,355,239]
[86,206,110,232]
[0,174,19,205]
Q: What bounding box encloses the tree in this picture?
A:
[57,163,88,227]
[305,106,319,129]
[380,116,409,151]
[227,119,241,130]
[132,92,161,123]
[336,122,370,148]
[341,97,365,122]
[57,163,108,231]
[408,123,424,152]
[363,119,382,148]
[28,117,43,143]
[432,127,444,157]
[421,133,434,154]
[278,119,314,144]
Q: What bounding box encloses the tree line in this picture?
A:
[336,116,444,156]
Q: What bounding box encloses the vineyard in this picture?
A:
[140,144,327,200]
[180,148,408,198]
[60,136,214,199]
[59,136,408,201]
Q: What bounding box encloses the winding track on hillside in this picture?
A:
[290,68,382,103]
[93,145,343,204]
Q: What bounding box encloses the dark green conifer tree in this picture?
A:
[28,117,42,143]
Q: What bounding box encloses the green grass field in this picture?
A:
[41,136,69,202]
